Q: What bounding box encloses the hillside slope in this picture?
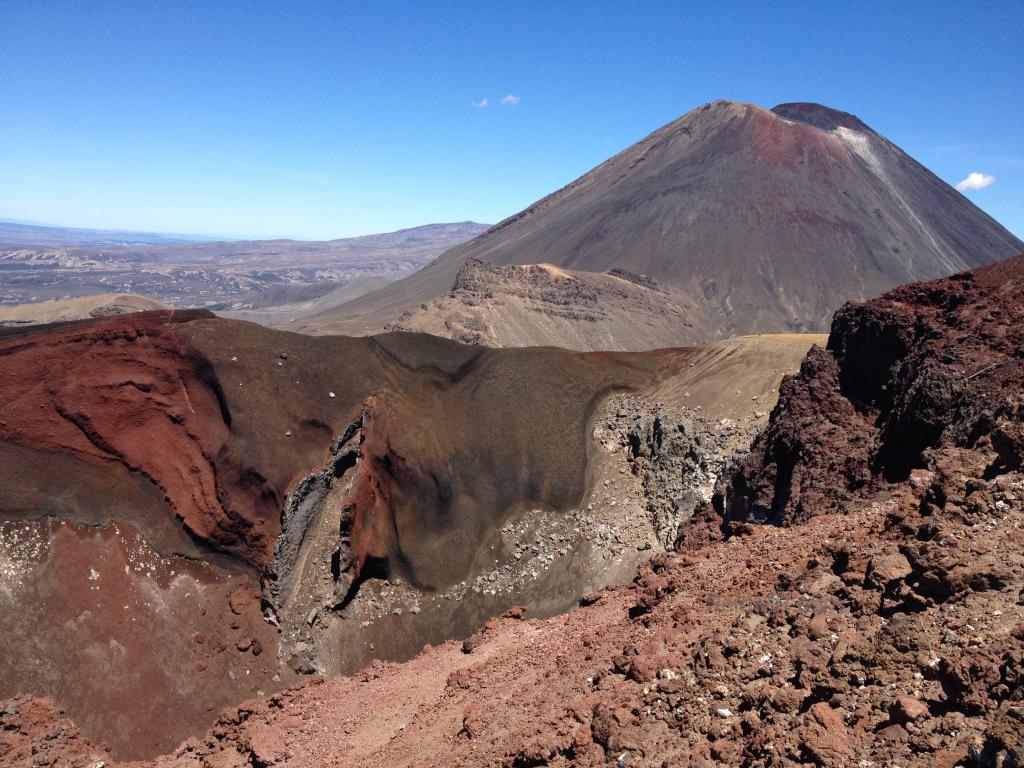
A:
[0,292,168,326]
[384,260,699,350]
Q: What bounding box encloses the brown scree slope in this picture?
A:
[382,260,700,352]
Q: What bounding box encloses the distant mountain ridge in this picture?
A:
[0,218,487,250]
[0,221,489,307]
[0,219,219,247]
[297,99,1023,346]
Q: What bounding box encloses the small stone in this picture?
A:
[228,587,256,616]
[289,656,315,675]
[878,723,909,742]
[892,695,930,723]
[865,552,912,589]
[328,391,336,398]
[716,707,732,718]
[808,702,846,731]
[769,686,805,713]
[807,613,828,640]
[909,468,935,491]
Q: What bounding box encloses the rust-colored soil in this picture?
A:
[8,464,1022,767]
[3,255,1022,766]
[0,519,287,759]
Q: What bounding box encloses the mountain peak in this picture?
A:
[304,99,1022,345]
[771,102,872,133]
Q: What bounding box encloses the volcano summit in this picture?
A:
[299,100,1022,349]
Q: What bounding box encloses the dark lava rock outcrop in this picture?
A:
[724,254,1024,524]
[596,397,761,549]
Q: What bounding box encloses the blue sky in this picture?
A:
[1,1,1021,240]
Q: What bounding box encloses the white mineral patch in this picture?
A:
[0,522,46,599]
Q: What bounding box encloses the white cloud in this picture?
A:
[500,94,521,106]
[955,171,996,192]
[471,98,488,108]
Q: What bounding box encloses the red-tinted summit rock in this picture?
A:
[770,101,873,132]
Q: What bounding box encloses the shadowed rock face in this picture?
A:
[0,311,658,579]
[298,100,1022,345]
[723,253,1024,525]
[770,101,872,132]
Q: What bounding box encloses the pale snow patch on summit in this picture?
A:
[834,127,959,276]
